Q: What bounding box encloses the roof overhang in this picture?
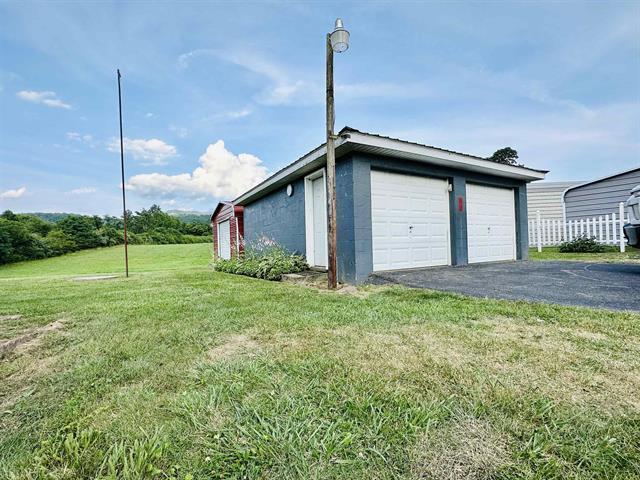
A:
[235,130,547,205]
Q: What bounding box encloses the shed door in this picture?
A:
[218,220,231,259]
[466,184,516,263]
[371,171,450,271]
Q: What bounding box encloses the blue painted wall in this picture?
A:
[243,177,306,254]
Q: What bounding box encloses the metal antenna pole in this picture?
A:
[117,69,129,278]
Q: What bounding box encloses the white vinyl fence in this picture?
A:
[529,202,628,253]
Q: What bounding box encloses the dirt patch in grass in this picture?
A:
[259,320,640,413]
[0,319,66,358]
[410,414,509,480]
[0,314,23,322]
[207,333,261,361]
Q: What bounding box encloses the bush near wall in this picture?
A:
[214,241,308,281]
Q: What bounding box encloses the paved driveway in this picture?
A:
[369,261,640,311]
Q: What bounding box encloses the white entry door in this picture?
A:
[218,220,231,259]
[371,171,450,271]
[466,184,516,263]
[305,170,327,267]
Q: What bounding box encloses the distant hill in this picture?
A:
[166,210,211,224]
[21,210,211,224]
[27,212,72,223]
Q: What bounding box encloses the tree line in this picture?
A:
[0,205,212,265]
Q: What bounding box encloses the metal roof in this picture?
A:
[561,166,640,202]
[234,127,548,205]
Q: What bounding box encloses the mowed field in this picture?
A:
[1,244,639,479]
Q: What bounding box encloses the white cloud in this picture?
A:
[127,140,269,199]
[0,187,27,199]
[16,90,71,109]
[66,132,95,146]
[146,112,154,118]
[68,187,97,195]
[108,137,178,165]
[204,107,253,123]
[169,125,189,138]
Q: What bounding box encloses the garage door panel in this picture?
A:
[467,184,516,263]
[371,171,450,271]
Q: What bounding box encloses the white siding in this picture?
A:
[527,181,581,221]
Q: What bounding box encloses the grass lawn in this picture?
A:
[529,246,640,263]
[1,245,639,479]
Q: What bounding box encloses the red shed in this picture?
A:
[211,201,244,259]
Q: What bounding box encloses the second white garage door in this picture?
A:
[371,171,450,271]
[466,184,516,263]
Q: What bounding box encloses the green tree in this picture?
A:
[0,218,50,264]
[43,230,77,255]
[487,147,520,166]
[57,215,102,249]
[15,214,54,236]
[129,205,181,233]
[1,210,18,221]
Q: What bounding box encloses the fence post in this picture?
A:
[536,210,542,252]
[619,202,626,253]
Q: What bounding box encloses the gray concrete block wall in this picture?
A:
[243,177,306,255]
[515,185,529,260]
[450,176,468,265]
[335,155,373,284]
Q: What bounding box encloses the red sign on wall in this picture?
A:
[457,196,464,212]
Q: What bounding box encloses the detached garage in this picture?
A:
[235,128,546,283]
[211,202,243,260]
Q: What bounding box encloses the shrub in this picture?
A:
[58,215,102,249]
[43,230,77,255]
[0,218,50,264]
[558,235,611,253]
[214,240,308,281]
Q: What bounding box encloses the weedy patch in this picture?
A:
[0,319,66,358]
[207,333,262,361]
[411,414,509,480]
[7,426,185,479]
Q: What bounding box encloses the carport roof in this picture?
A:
[235,127,548,205]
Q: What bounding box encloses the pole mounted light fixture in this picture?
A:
[330,18,350,53]
[326,18,349,289]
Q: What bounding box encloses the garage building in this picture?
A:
[235,128,547,283]
[211,201,243,260]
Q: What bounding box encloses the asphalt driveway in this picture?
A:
[369,261,640,311]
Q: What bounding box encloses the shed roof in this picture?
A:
[561,166,640,202]
[210,201,233,222]
[235,127,547,206]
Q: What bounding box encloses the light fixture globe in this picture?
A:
[330,18,350,53]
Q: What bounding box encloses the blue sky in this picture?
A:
[1,1,638,215]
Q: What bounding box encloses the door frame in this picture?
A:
[304,168,328,267]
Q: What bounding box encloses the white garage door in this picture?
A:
[218,220,231,259]
[371,171,450,271]
[466,184,516,263]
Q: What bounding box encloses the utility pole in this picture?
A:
[326,34,338,289]
[325,18,350,289]
[117,69,129,277]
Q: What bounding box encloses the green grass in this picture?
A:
[1,245,639,479]
[529,246,640,262]
[0,243,213,278]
